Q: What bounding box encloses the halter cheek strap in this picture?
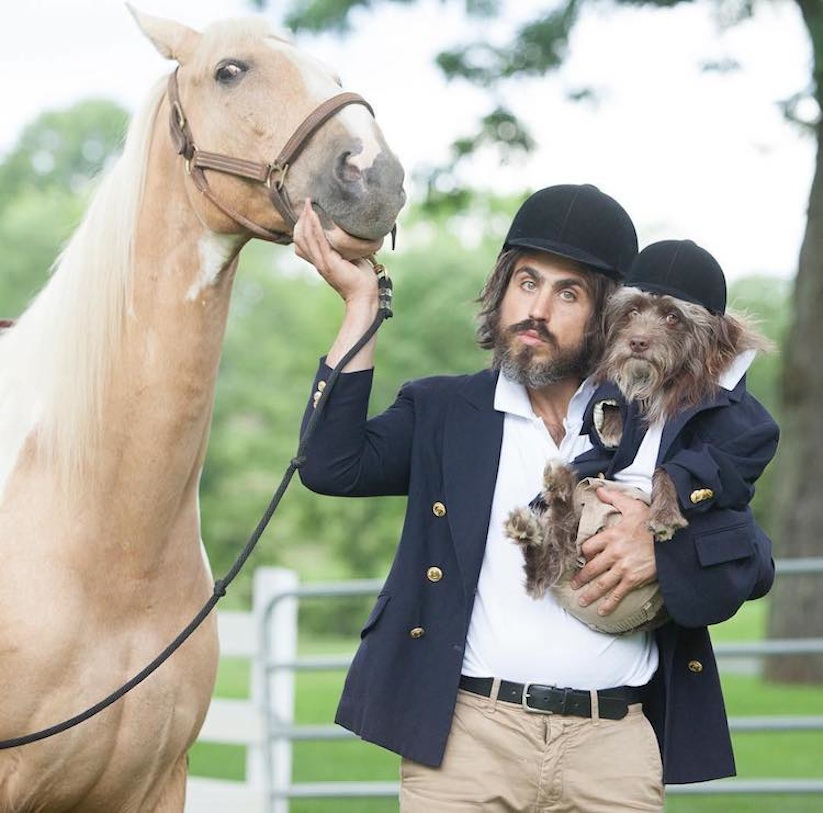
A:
[167,69,375,243]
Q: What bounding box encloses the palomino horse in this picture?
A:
[0,7,404,811]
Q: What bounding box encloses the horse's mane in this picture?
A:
[0,77,167,494]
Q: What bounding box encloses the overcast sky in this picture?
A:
[0,0,813,283]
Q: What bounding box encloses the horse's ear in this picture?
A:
[127,4,200,64]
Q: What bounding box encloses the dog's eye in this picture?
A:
[628,308,640,319]
[665,312,680,326]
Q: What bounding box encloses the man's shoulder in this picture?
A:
[396,368,498,414]
[403,367,496,394]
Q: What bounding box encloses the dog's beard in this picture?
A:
[493,319,590,388]
[608,356,667,406]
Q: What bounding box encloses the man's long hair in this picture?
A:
[475,248,619,375]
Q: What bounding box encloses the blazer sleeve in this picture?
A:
[298,359,416,497]
[659,392,779,515]
[655,505,775,627]
[655,391,778,627]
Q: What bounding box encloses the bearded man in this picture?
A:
[293,185,775,812]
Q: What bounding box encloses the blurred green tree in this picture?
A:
[0,99,128,211]
[0,99,127,315]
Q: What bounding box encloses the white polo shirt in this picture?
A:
[461,373,659,689]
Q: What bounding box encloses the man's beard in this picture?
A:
[492,318,591,389]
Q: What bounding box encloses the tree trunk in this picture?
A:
[765,0,823,682]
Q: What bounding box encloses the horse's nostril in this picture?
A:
[337,152,363,185]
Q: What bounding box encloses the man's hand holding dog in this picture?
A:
[571,487,657,616]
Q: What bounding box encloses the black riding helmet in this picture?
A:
[502,184,638,280]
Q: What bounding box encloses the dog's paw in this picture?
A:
[649,467,689,541]
[541,461,577,504]
[505,508,543,548]
[648,512,688,541]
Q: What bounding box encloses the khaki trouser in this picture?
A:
[400,687,663,812]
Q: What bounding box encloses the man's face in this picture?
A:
[493,252,595,389]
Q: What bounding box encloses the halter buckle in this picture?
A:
[267,162,289,191]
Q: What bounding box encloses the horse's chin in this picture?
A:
[323,223,384,261]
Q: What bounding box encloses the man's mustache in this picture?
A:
[508,319,554,343]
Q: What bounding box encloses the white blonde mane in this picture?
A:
[0,78,167,494]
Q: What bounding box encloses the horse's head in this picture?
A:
[130,6,406,259]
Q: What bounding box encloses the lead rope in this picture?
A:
[0,265,393,750]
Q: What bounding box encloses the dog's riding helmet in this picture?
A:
[626,239,727,315]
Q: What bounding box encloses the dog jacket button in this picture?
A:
[432,502,446,517]
[689,488,714,504]
[427,567,443,582]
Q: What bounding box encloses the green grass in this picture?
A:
[189,604,823,812]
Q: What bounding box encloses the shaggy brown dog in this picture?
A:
[505,285,770,633]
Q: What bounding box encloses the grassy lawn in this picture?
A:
[189,601,823,811]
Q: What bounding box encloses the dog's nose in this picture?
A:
[630,336,649,353]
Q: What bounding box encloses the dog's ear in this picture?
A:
[711,311,772,377]
[721,310,774,356]
[702,313,741,381]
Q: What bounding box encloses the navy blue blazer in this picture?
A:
[299,362,777,784]
[574,377,779,519]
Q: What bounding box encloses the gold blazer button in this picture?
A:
[427,567,443,582]
[311,380,327,409]
[688,660,703,673]
[409,627,425,639]
[689,488,714,504]
[432,502,446,517]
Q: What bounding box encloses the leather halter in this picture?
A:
[167,69,375,244]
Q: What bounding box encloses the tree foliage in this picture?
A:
[254,0,816,199]
[0,99,128,213]
[0,99,127,316]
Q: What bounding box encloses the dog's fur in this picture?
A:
[506,287,771,605]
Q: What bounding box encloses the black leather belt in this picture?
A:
[459,675,645,720]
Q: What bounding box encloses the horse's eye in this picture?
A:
[215,61,249,84]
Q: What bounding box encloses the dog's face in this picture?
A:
[595,287,730,421]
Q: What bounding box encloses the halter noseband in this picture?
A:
[167,69,375,244]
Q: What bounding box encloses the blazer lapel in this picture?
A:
[607,399,649,476]
[657,376,744,462]
[442,370,504,597]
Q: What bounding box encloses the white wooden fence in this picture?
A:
[186,567,299,813]
[185,564,823,812]
[185,607,264,812]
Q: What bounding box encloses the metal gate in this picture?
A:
[255,560,823,811]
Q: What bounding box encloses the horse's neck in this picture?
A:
[93,141,245,554]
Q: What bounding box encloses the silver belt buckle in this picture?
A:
[521,682,554,714]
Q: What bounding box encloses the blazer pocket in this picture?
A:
[360,592,390,639]
[693,510,754,567]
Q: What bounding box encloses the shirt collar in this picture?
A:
[494,372,596,422]
[718,348,756,391]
